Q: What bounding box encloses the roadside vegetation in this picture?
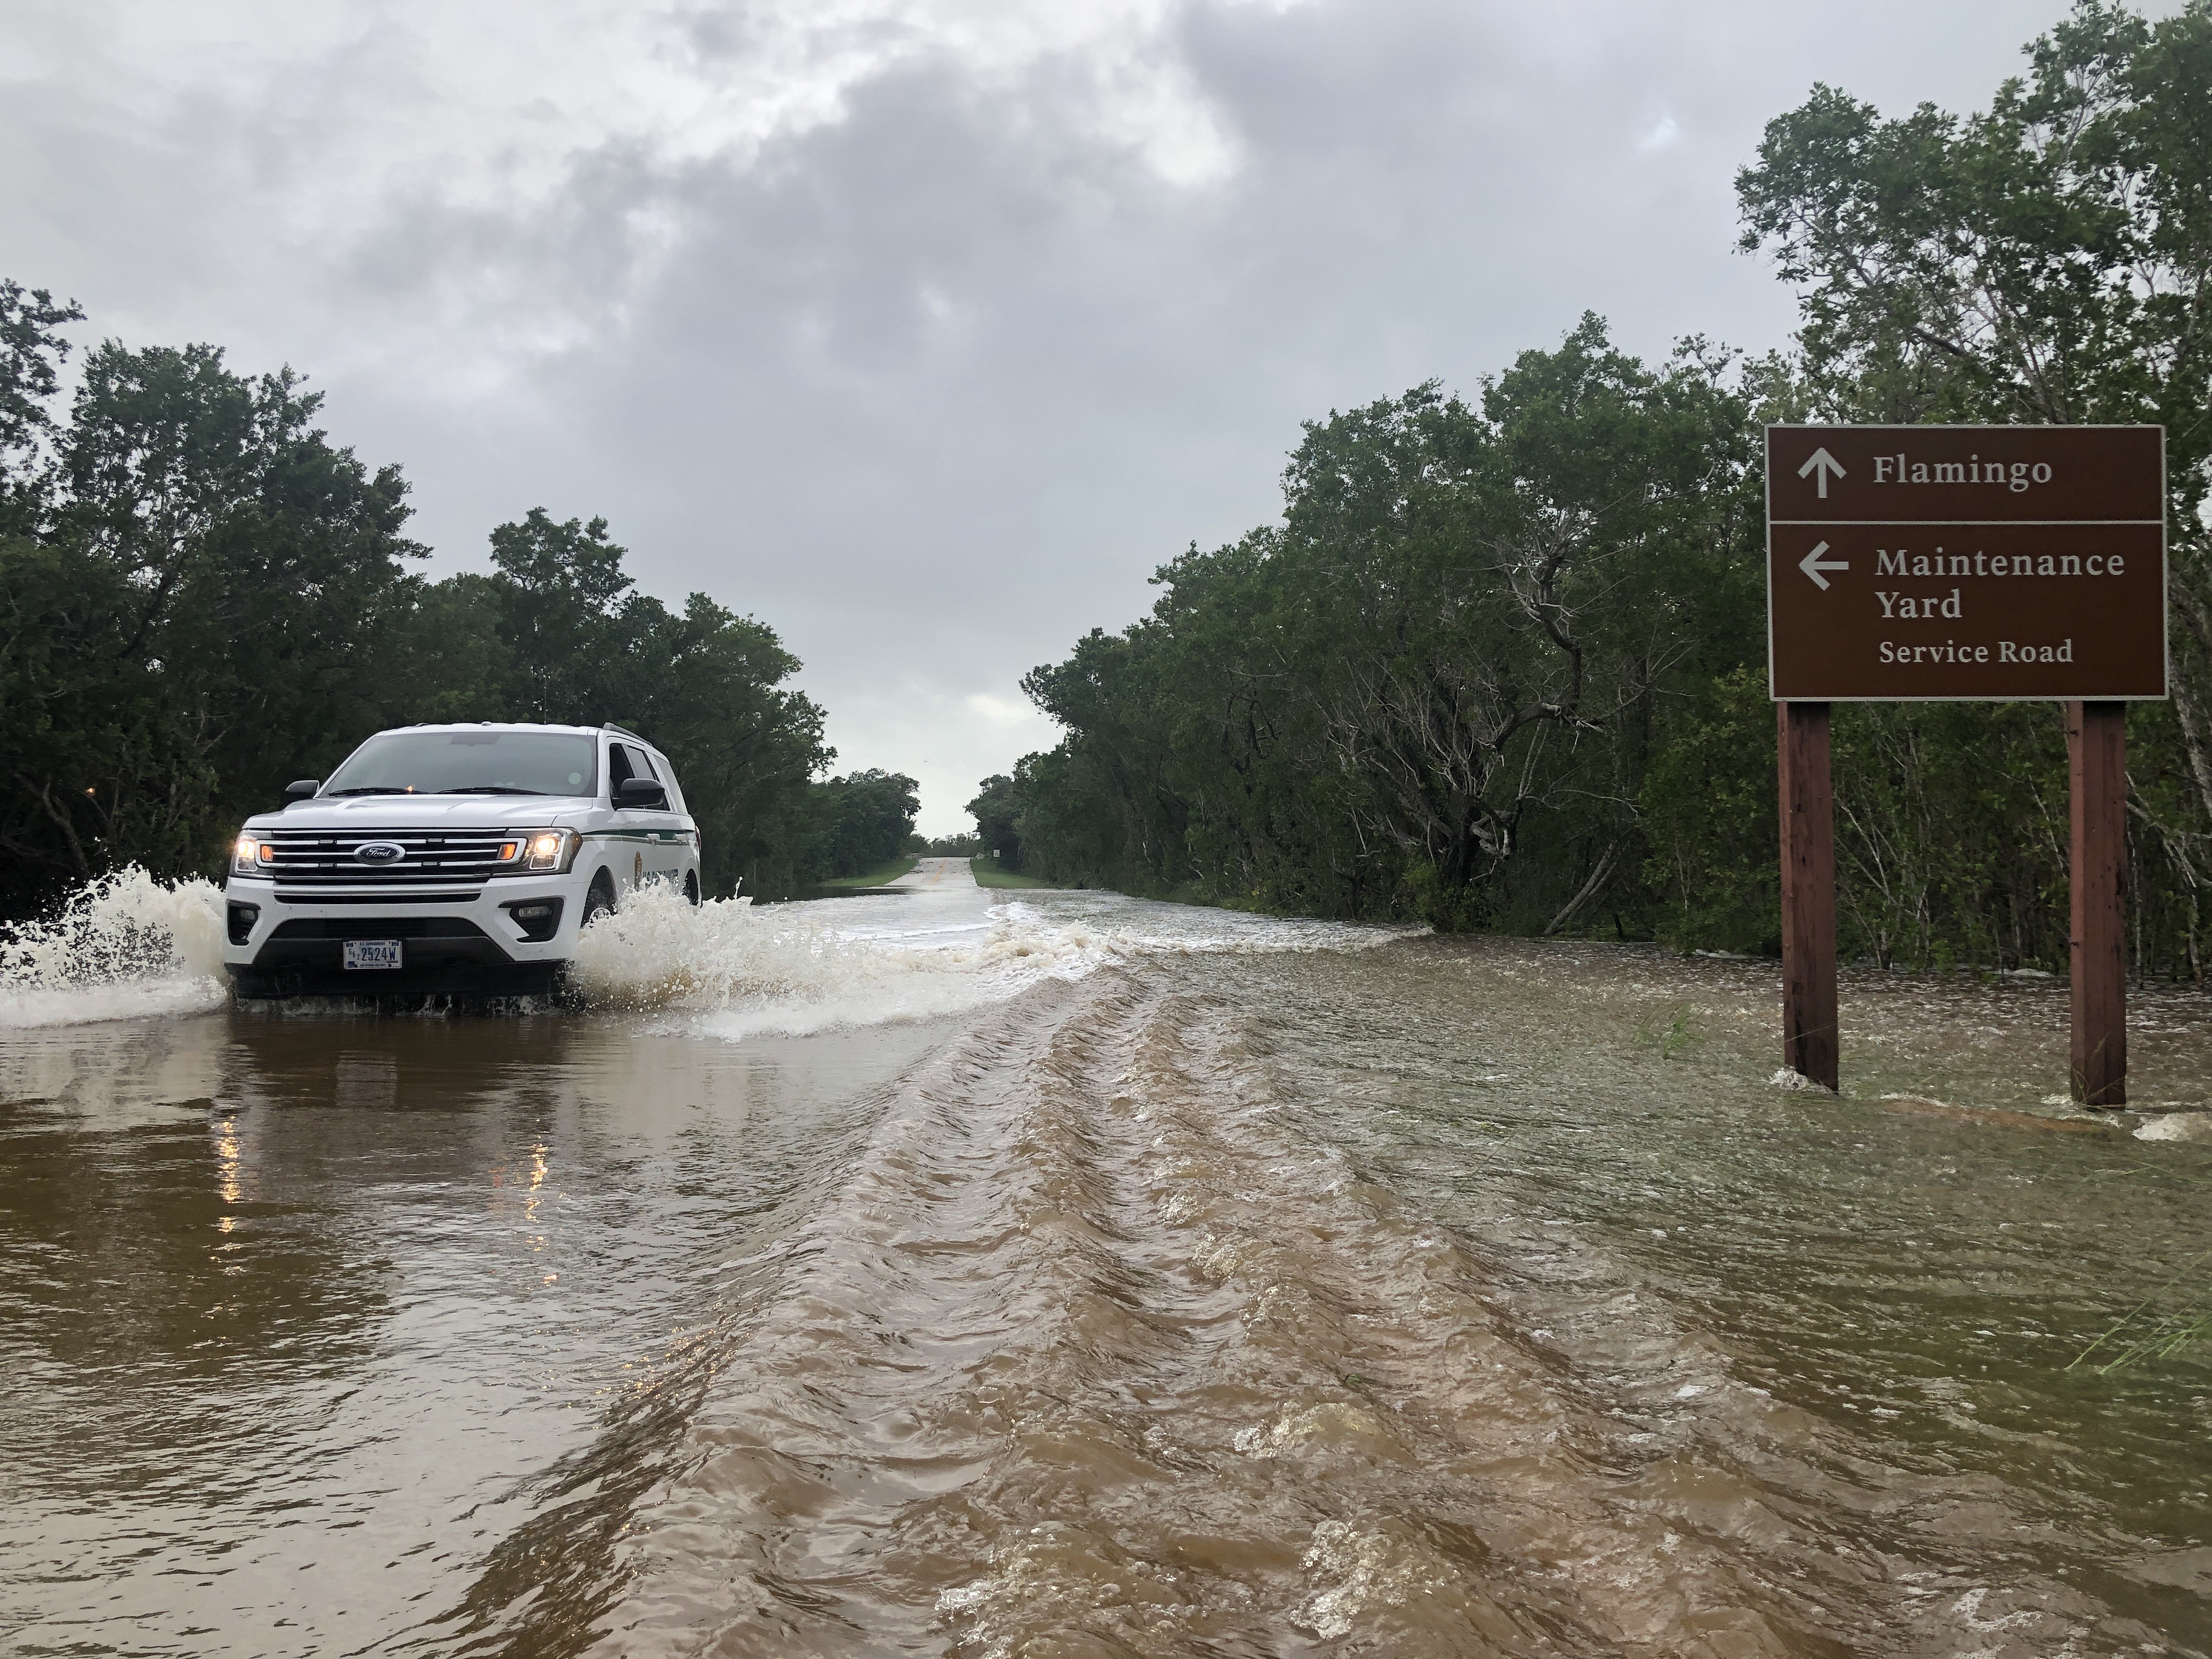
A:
[972,1,2212,978]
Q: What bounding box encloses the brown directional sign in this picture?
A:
[1767,425,2166,701]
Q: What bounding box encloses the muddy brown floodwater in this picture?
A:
[3,860,2209,1656]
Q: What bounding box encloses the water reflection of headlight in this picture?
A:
[214,1113,243,1229]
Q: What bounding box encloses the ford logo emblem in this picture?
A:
[355,841,405,865]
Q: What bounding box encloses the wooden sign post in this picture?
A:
[1765,426,2166,1102]
[1777,701,1837,1090]
[2069,701,2128,1105]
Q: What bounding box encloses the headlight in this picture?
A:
[232,834,274,877]
[492,829,577,872]
[522,828,577,872]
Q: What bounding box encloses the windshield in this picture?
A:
[322,731,598,797]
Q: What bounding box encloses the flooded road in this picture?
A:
[3,860,2210,1655]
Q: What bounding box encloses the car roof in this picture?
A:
[375,722,615,740]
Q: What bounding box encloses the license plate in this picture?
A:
[342,939,403,970]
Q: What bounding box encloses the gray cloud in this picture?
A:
[0,0,2136,828]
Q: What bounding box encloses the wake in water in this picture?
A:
[504,957,2192,1658]
[0,866,228,1029]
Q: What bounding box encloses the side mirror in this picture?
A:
[618,778,668,809]
[284,778,320,804]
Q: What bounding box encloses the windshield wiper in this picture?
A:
[326,786,412,796]
[440,786,548,795]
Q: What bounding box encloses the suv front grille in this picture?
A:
[253,827,521,899]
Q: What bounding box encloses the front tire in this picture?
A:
[685,870,700,907]
[581,876,616,929]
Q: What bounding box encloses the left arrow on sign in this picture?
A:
[1796,447,1847,499]
[1798,540,1849,591]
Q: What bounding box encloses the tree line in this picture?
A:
[0,293,913,916]
[973,1,2212,978]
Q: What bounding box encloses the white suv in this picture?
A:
[222,722,700,997]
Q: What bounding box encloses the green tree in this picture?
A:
[808,770,921,879]
[967,774,1024,867]
[0,340,426,907]
[483,509,636,724]
[632,592,830,898]
[0,280,83,536]
[1638,668,1779,954]
[0,534,212,905]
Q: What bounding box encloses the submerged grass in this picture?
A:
[817,856,919,890]
[970,858,1056,890]
[1632,1005,1698,1060]
[2068,1249,2212,1374]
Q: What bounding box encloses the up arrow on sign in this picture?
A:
[1797,540,1848,590]
[1796,446,1847,498]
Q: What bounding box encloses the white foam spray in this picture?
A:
[0,866,229,1029]
[568,882,1117,1038]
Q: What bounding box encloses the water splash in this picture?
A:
[0,866,228,1028]
[568,882,1114,1037]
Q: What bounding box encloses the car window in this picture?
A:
[650,752,685,813]
[624,744,659,781]
[325,730,596,797]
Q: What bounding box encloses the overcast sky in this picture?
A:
[2,0,2118,832]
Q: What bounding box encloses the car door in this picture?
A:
[644,747,698,893]
[605,741,646,895]
[611,742,684,891]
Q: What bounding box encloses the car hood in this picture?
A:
[246,796,597,832]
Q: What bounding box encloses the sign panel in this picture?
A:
[1767,425,2166,701]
